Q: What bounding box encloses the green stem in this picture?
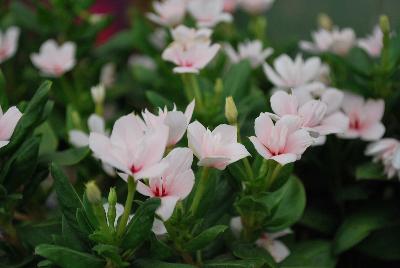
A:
[266,164,282,191]
[182,73,204,111]
[190,167,210,216]
[196,250,203,266]
[117,176,136,237]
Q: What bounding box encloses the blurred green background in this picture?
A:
[268,0,400,42]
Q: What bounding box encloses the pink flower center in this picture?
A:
[130,165,142,174]
[154,184,168,197]
[349,116,361,130]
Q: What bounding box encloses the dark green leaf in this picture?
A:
[185,225,228,252]
[223,60,252,99]
[40,147,90,166]
[355,162,385,180]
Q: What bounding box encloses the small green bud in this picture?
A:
[85,181,102,204]
[108,187,117,206]
[318,13,332,31]
[225,96,238,125]
[380,15,390,35]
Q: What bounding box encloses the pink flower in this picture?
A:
[339,93,385,141]
[188,0,232,28]
[263,54,322,89]
[142,100,195,146]
[162,41,220,73]
[137,148,195,221]
[358,26,383,58]
[366,138,400,178]
[271,86,349,137]
[89,113,169,180]
[223,0,238,13]
[224,40,273,68]
[239,0,275,15]
[31,39,76,77]
[147,0,186,27]
[187,121,250,170]
[249,114,313,165]
[0,26,20,64]
[0,105,22,148]
[300,27,355,56]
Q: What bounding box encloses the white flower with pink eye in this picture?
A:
[358,26,383,58]
[249,114,313,165]
[223,0,238,13]
[239,0,275,15]
[137,147,195,221]
[224,40,273,68]
[188,0,232,28]
[0,105,22,148]
[147,0,187,27]
[142,100,195,147]
[187,121,250,170]
[230,216,291,263]
[30,39,76,77]
[339,93,385,141]
[0,26,20,64]
[263,54,322,89]
[300,27,356,56]
[366,138,400,178]
[88,113,169,180]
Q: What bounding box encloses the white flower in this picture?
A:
[188,0,232,28]
[91,84,105,105]
[366,138,400,179]
[358,26,383,58]
[0,105,22,148]
[100,63,116,88]
[224,40,273,68]
[147,0,187,27]
[0,26,20,64]
[239,0,275,15]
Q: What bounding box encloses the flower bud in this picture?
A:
[225,96,238,125]
[85,181,102,204]
[318,13,332,31]
[380,15,390,35]
[91,84,105,105]
[107,187,117,206]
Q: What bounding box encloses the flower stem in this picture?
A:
[182,73,203,111]
[116,176,136,237]
[265,163,282,191]
[190,167,210,217]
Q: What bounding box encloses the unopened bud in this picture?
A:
[225,96,238,125]
[91,84,105,105]
[380,15,390,35]
[107,187,117,206]
[85,181,102,204]
[318,13,332,31]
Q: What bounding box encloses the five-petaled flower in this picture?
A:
[365,138,400,178]
[224,40,273,68]
[188,0,232,28]
[147,0,187,27]
[358,26,383,58]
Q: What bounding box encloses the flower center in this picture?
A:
[154,184,168,197]
[130,165,142,174]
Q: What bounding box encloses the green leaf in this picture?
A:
[232,243,277,268]
[61,216,86,251]
[223,60,252,99]
[35,244,105,268]
[135,259,195,268]
[204,259,265,268]
[333,203,399,254]
[281,240,337,268]
[40,147,90,166]
[0,70,8,109]
[355,162,385,180]
[17,221,61,248]
[121,198,160,250]
[93,244,128,267]
[35,122,58,155]
[145,91,173,109]
[185,225,228,252]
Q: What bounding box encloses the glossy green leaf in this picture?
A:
[185,225,228,252]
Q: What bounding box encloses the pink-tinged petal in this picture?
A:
[365,138,398,156]
[193,44,220,69]
[285,129,313,155]
[249,136,272,159]
[314,112,349,135]
[262,240,290,263]
[223,143,251,164]
[0,140,9,148]
[392,149,400,169]
[110,114,146,150]
[136,181,155,197]
[263,63,285,87]
[302,57,321,83]
[274,55,293,84]
[360,122,385,141]
[224,43,240,63]
[188,121,207,159]
[89,133,131,174]
[363,99,385,123]
[299,41,317,52]
[321,88,344,114]
[339,129,361,139]
[268,229,293,240]
[134,162,168,180]
[212,124,237,143]
[88,114,105,134]
[270,91,299,116]
[167,169,195,198]
[298,100,327,128]
[0,106,22,140]
[341,92,364,115]
[271,153,297,165]
[117,172,129,182]
[152,218,167,235]
[184,100,195,123]
[163,147,193,179]
[198,156,231,170]
[254,113,274,144]
[275,115,303,133]
[173,66,199,74]
[69,130,89,147]
[135,124,168,168]
[164,111,188,145]
[157,196,179,221]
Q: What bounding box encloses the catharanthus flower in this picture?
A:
[239,0,275,15]
[147,0,186,27]
[0,105,22,148]
[171,25,212,45]
[89,113,169,179]
[224,40,273,68]
[187,121,250,170]
[249,114,313,165]
[339,93,385,141]
[0,26,20,64]
[300,27,355,55]
[137,148,195,221]
[31,39,76,77]
[358,26,383,58]
[223,0,238,13]
[230,217,291,263]
[366,138,400,178]
[263,54,322,89]
[188,0,232,28]
[142,100,195,147]
[270,88,349,137]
